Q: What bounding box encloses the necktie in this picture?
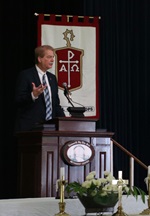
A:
[42,74,52,120]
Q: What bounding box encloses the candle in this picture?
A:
[118,171,122,179]
[60,167,65,203]
[148,165,150,177]
[56,179,60,192]
[60,167,65,179]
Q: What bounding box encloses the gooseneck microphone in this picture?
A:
[62,82,86,117]
[62,82,71,97]
[62,82,74,107]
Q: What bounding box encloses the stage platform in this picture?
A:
[0,195,148,216]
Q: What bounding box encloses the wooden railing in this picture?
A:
[111,138,147,187]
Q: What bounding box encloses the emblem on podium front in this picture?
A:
[61,140,95,166]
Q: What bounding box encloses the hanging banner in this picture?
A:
[37,14,100,119]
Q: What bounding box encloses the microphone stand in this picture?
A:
[64,90,85,118]
[64,90,74,107]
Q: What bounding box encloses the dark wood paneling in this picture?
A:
[17,118,114,198]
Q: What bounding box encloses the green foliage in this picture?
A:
[65,181,87,196]
[126,186,146,203]
[65,171,147,204]
[65,180,147,203]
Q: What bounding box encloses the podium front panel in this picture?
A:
[16,121,114,198]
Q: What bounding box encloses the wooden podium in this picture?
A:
[16,117,114,198]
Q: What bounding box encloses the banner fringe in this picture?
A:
[34,13,101,20]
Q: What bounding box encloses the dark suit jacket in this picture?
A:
[14,66,65,132]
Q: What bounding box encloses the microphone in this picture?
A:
[62,82,74,107]
[62,82,71,98]
[62,82,86,117]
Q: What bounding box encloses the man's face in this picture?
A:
[38,49,54,71]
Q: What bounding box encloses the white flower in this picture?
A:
[104,171,115,181]
[65,170,146,204]
[99,191,108,196]
[82,180,91,188]
[104,171,111,176]
[98,178,108,184]
[86,171,96,180]
[92,179,102,186]
[103,184,118,192]
[90,190,97,196]
[111,185,118,192]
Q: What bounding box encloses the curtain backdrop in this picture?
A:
[1,0,150,198]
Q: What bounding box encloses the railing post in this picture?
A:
[130,157,134,187]
[110,140,114,176]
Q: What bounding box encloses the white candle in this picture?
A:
[148,165,150,177]
[118,171,122,179]
[60,167,65,203]
[60,167,65,179]
[56,179,60,192]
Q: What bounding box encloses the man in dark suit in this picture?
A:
[15,45,65,132]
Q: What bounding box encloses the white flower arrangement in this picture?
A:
[65,171,146,203]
